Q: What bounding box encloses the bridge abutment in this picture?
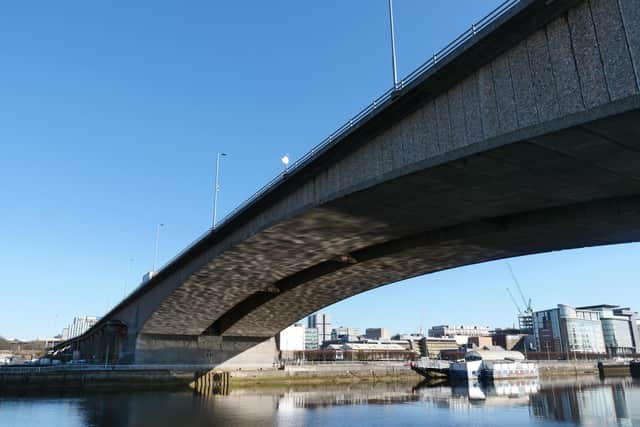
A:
[133,334,277,368]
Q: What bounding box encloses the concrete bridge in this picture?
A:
[57,0,640,366]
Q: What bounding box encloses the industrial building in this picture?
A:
[419,337,459,358]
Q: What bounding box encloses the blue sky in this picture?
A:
[1,1,638,340]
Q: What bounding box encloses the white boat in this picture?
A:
[450,359,483,380]
[449,347,538,381]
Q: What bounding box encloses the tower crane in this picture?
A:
[505,262,534,333]
[506,287,522,315]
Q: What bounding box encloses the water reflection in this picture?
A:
[531,377,640,426]
[408,377,540,411]
[1,377,639,427]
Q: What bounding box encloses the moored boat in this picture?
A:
[412,346,539,382]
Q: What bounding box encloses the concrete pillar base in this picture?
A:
[134,334,277,368]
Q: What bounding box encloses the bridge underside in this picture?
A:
[59,0,640,365]
[125,107,640,365]
[212,109,640,338]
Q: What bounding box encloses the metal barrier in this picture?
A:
[0,363,217,374]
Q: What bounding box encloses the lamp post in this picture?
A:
[388,0,399,89]
[281,154,290,174]
[123,257,134,298]
[153,223,164,272]
[213,152,227,229]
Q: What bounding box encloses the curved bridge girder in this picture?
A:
[208,194,640,337]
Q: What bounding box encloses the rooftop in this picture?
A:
[576,304,619,310]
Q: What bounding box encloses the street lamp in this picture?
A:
[281,154,290,173]
[388,0,399,89]
[123,257,134,298]
[213,152,227,229]
[153,223,164,272]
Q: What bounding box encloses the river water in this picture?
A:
[1,376,639,426]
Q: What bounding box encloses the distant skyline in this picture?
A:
[1,1,639,340]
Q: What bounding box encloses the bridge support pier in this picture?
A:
[133,333,277,368]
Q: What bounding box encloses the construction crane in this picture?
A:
[506,287,522,315]
[507,262,533,314]
[505,262,534,333]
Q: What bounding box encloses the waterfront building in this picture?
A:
[304,328,319,350]
[62,316,99,340]
[467,336,493,349]
[331,326,361,342]
[518,314,534,334]
[365,328,390,340]
[391,333,425,354]
[279,323,305,351]
[428,325,491,347]
[392,333,424,341]
[428,325,491,337]
[308,312,332,346]
[492,328,532,352]
[577,305,639,355]
[321,342,414,361]
[419,337,459,358]
[533,305,606,354]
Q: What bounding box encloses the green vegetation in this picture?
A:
[0,336,10,350]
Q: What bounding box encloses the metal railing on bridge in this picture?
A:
[140,0,523,290]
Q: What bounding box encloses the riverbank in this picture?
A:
[0,360,629,392]
[230,360,604,387]
[0,367,194,392]
[537,361,599,378]
[230,362,422,387]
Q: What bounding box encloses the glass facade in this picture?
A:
[564,318,606,353]
[533,305,606,354]
[601,318,635,354]
[308,313,331,346]
[304,328,319,350]
[533,309,563,352]
[581,305,639,355]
